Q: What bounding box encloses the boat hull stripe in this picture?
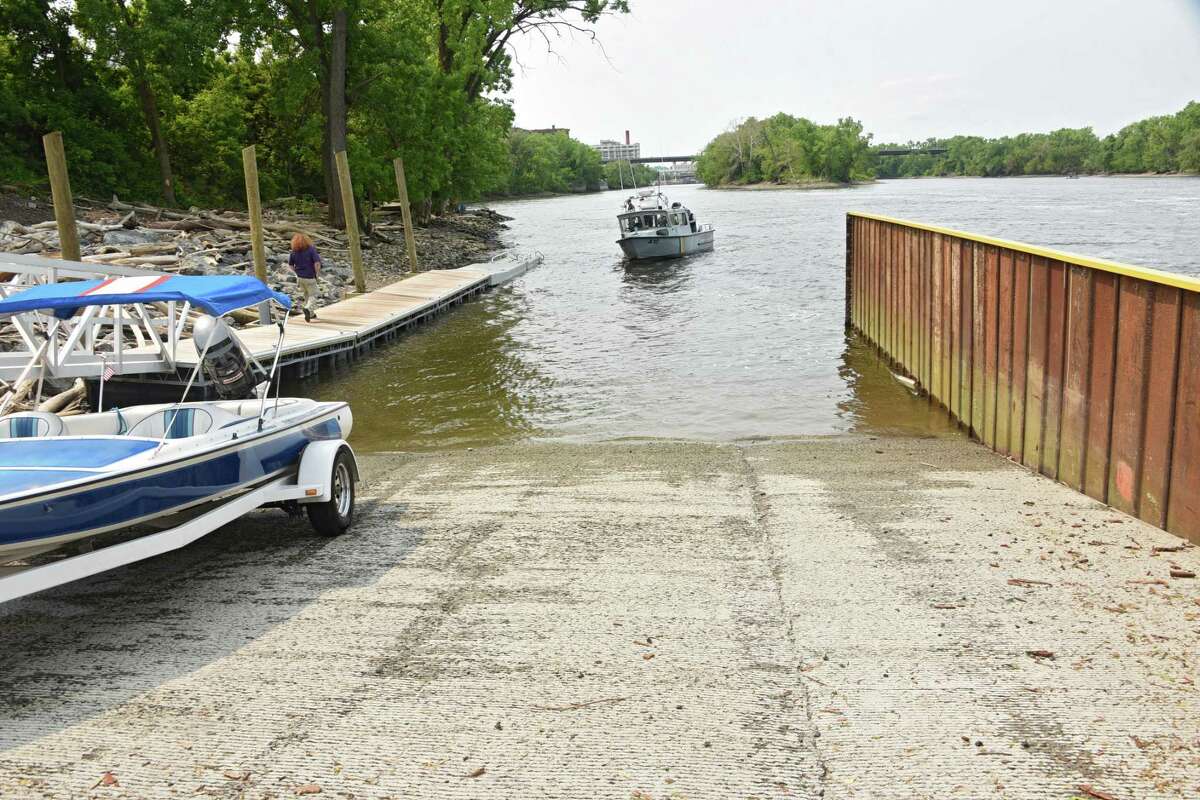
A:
[0,418,341,546]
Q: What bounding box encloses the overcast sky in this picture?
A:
[505,0,1200,154]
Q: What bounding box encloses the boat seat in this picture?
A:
[125,407,221,440]
[227,398,303,418]
[0,411,65,439]
[59,407,129,436]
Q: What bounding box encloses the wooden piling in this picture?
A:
[393,158,420,273]
[241,145,269,283]
[335,150,367,293]
[42,131,80,261]
[845,211,1200,544]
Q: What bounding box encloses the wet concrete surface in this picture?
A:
[1,437,1198,798]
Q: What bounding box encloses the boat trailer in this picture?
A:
[0,439,358,604]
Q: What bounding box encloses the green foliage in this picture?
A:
[697,114,874,186]
[876,101,1200,179]
[700,103,1200,185]
[497,130,601,194]
[0,0,630,213]
[0,1,158,197]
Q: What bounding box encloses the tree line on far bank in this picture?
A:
[876,101,1200,178]
[0,0,631,225]
[697,102,1200,186]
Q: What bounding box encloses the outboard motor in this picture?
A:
[193,317,261,400]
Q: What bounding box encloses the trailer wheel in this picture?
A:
[307,449,355,536]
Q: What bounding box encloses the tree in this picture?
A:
[242,1,629,224]
[696,114,872,186]
[501,129,601,194]
[74,0,233,205]
[602,159,656,189]
[430,0,630,101]
[426,0,628,208]
[247,0,367,224]
[0,0,156,196]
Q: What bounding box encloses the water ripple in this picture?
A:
[305,176,1200,450]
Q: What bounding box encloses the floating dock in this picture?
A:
[109,255,539,400]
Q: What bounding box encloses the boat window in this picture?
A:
[655,212,668,227]
[670,212,681,226]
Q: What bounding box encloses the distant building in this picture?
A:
[593,131,640,162]
[516,125,571,137]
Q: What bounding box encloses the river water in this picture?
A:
[305,176,1200,452]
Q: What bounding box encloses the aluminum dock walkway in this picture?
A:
[116,257,537,395]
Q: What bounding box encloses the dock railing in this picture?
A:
[845,212,1200,544]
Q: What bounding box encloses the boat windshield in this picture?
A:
[620,212,673,233]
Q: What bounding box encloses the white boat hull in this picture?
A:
[0,399,351,562]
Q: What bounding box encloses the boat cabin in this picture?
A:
[618,205,698,237]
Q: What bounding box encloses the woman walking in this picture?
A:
[288,233,322,321]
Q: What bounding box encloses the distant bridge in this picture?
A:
[630,155,697,164]
[874,147,948,156]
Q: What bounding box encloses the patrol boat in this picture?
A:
[616,189,715,260]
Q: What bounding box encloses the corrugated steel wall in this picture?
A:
[846,212,1200,544]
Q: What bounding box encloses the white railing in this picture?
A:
[0,252,178,382]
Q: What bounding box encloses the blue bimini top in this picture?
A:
[0,275,291,319]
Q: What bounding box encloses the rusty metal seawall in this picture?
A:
[845,212,1200,543]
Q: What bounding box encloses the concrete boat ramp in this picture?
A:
[2,436,1198,799]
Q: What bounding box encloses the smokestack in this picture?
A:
[625,130,630,145]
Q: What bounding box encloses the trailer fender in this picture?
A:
[297,440,360,502]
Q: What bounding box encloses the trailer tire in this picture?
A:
[307,449,355,536]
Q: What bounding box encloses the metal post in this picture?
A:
[42,132,81,261]
[115,305,124,373]
[242,145,272,324]
[845,214,854,328]
[392,158,420,273]
[334,150,367,293]
[98,357,106,413]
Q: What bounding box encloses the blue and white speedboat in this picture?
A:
[0,275,357,567]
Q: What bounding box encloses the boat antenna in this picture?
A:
[258,310,290,431]
[153,319,219,457]
[630,159,638,190]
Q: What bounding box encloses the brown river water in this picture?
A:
[301,176,1200,452]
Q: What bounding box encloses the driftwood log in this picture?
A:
[0,378,88,416]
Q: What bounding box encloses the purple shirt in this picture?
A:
[288,245,321,279]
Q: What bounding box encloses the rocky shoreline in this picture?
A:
[0,190,511,309]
